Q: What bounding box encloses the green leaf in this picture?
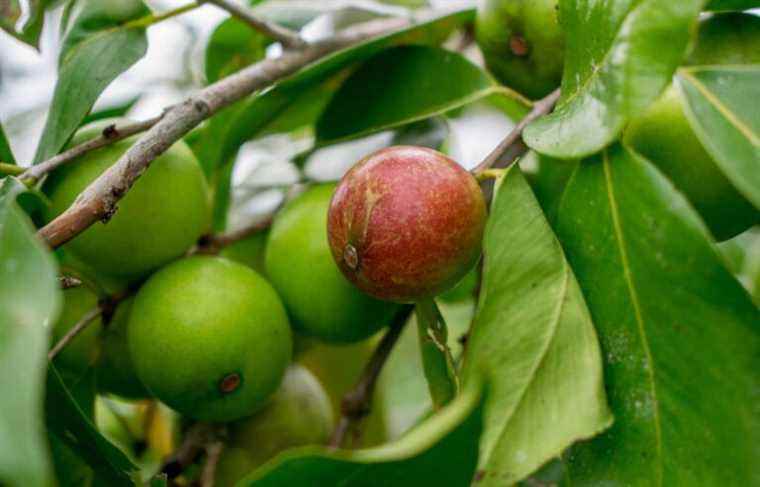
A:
[0,177,61,487]
[0,0,47,48]
[34,0,150,162]
[45,366,139,486]
[553,144,760,485]
[316,45,495,144]
[0,122,15,165]
[240,384,483,486]
[462,167,612,485]
[705,0,760,9]
[676,66,760,211]
[205,17,270,84]
[524,0,704,159]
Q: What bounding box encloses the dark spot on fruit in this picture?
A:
[509,35,529,56]
[474,470,486,482]
[219,373,241,394]
[343,244,359,271]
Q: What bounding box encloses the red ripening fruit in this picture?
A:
[327,146,487,303]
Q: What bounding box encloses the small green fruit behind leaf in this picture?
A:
[328,146,487,303]
[43,119,210,280]
[475,0,563,99]
[265,184,399,343]
[127,256,292,422]
[219,231,268,276]
[217,365,333,485]
[687,12,760,66]
[625,87,759,241]
[51,287,103,376]
[96,297,150,399]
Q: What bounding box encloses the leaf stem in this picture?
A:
[471,88,561,176]
[202,0,306,49]
[124,1,202,29]
[0,162,24,176]
[47,307,103,361]
[328,305,413,448]
[415,298,458,410]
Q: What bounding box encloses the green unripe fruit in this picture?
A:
[216,365,333,485]
[687,12,760,66]
[476,0,564,99]
[43,119,210,279]
[219,231,268,275]
[96,298,150,399]
[128,256,292,421]
[266,184,398,343]
[51,287,103,375]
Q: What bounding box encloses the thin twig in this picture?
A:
[202,0,306,48]
[196,215,273,253]
[38,16,410,250]
[471,88,561,175]
[23,115,164,183]
[200,441,225,487]
[328,305,414,449]
[58,275,83,290]
[48,307,103,361]
[160,422,215,479]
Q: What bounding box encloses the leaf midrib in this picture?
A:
[602,150,663,486]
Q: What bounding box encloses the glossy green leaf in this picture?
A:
[524,0,704,159]
[34,0,150,162]
[0,177,61,487]
[0,122,14,164]
[205,17,270,84]
[462,167,612,485]
[45,366,139,486]
[240,384,483,486]
[676,66,760,210]
[554,145,760,485]
[316,45,495,144]
[705,0,760,9]
[0,0,47,48]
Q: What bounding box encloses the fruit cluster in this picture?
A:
[46,123,485,483]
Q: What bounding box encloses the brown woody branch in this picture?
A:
[471,88,561,175]
[196,215,274,254]
[328,305,414,448]
[202,0,306,49]
[22,116,164,183]
[38,16,410,250]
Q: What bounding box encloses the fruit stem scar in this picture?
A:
[509,35,529,56]
[344,244,360,271]
[219,373,241,394]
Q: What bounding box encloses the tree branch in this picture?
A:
[196,215,273,254]
[58,275,83,290]
[200,441,225,487]
[471,88,561,175]
[38,16,410,250]
[202,0,306,49]
[160,422,215,479]
[22,116,164,183]
[328,305,414,449]
[48,307,103,361]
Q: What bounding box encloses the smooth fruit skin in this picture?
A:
[476,0,563,99]
[127,256,292,422]
[43,119,210,279]
[96,298,150,399]
[328,146,487,303]
[51,287,103,376]
[265,184,398,343]
[687,12,760,66]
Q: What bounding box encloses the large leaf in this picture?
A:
[0,177,61,487]
[462,168,612,486]
[0,0,47,48]
[316,45,495,144]
[0,122,14,164]
[34,0,150,162]
[554,145,760,485]
[241,383,483,486]
[46,366,139,486]
[524,0,704,159]
[676,65,760,210]
[705,0,760,9]
[205,16,270,84]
